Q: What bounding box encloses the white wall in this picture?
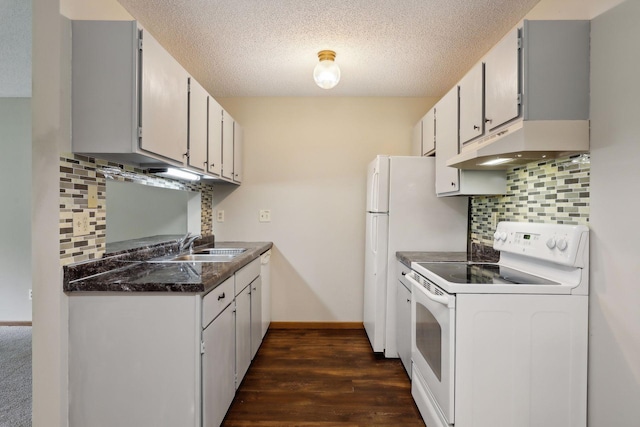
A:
[0,99,32,322]
[0,0,32,324]
[214,97,435,322]
[0,0,31,97]
[589,1,640,424]
[32,1,70,425]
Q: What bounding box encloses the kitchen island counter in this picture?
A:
[64,240,272,294]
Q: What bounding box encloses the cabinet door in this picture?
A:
[221,110,234,180]
[235,285,251,388]
[411,120,422,156]
[485,28,520,131]
[140,29,188,164]
[207,98,223,177]
[233,123,243,183]
[396,278,411,377]
[250,277,262,359]
[422,109,435,156]
[458,62,484,145]
[202,304,235,427]
[188,78,208,172]
[435,86,460,195]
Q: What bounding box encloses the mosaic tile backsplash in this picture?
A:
[60,153,214,266]
[470,155,590,246]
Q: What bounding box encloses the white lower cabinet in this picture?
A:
[396,261,412,378]
[235,283,252,388]
[68,257,265,427]
[202,303,235,427]
[250,277,262,359]
[234,257,261,388]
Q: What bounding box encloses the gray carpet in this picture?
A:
[0,327,31,427]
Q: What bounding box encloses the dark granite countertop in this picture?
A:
[64,240,272,295]
[397,244,500,268]
[396,252,469,268]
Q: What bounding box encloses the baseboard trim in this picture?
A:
[270,321,363,330]
[0,321,32,326]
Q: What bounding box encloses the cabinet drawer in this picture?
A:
[203,276,234,328]
[235,258,260,296]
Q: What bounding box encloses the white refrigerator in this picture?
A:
[363,155,468,357]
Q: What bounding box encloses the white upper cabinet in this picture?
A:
[139,29,189,164]
[435,87,460,195]
[435,86,506,197]
[187,77,208,172]
[222,110,235,181]
[422,109,435,156]
[233,123,243,183]
[484,28,520,132]
[449,20,590,169]
[207,98,223,177]
[458,62,484,145]
[72,21,188,167]
[71,20,243,185]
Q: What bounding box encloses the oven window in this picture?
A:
[416,302,442,381]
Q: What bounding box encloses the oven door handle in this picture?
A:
[405,273,451,307]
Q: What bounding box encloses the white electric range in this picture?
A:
[405,221,589,427]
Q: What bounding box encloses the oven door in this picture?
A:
[407,272,456,424]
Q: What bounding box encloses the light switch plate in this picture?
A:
[88,185,98,209]
[259,209,271,222]
[216,210,225,222]
[73,212,90,236]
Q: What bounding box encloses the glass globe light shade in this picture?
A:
[313,55,341,89]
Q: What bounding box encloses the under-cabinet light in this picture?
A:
[150,168,201,181]
[478,158,513,166]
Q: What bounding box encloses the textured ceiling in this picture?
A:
[117,0,541,97]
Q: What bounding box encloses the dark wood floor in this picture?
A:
[222,328,425,426]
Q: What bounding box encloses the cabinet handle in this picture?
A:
[451,182,456,187]
[401,271,406,276]
[217,292,225,300]
[407,299,411,303]
[485,118,493,124]
[253,287,257,291]
[473,125,479,130]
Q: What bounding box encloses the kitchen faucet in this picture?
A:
[178,232,202,254]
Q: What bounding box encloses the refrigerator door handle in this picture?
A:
[370,170,379,212]
[371,215,379,276]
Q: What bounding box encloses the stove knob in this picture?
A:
[557,238,568,251]
[494,231,501,241]
[546,238,556,249]
[499,232,507,241]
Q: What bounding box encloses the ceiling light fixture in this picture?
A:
[313,50,340,89]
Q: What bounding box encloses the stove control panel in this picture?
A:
[493,222,589,267]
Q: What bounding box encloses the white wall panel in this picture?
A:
[589,1,640,425]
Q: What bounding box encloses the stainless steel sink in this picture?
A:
[145,247,247,263]
[193,248,247,256]
[169,254,239,262]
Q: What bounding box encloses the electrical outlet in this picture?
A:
[216,210,225,222]
[88,185,98,209]
[259,209,271,223]
[73,211,91,236]
[29,289,32,300]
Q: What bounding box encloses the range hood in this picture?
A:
[446,120,590,170]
